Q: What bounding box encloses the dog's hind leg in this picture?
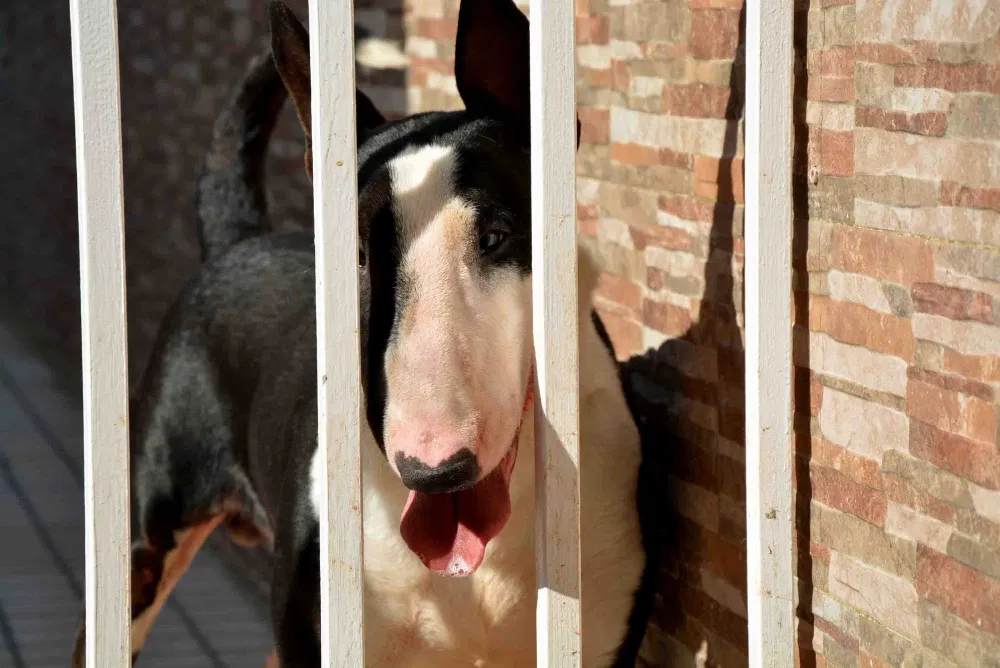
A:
[70,513,225,667]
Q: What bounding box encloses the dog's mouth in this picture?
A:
[398,384,533,577]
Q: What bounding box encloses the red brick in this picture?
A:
[809,295,915,359]
[913,283,995,324]
[820,47,854,78]
[594,308,641,359]
[816,129,854,177]
[577,216,598,238]
[632,224,693,252]
[662,84,733,118]
[675,439,718,490]
[577,202,598,222]
[647,268,666,292]
[642,299,693,336]
[830,225,934,286]
[657,148,695,169]
[609,144,693,169]
[944,349,1000,384]
[716,454,745,499]
[688,0,744,9]
[907,367,994,403]
[808,76,855,102]
[575,16,608,44]
[595,273,641,312]
[810,541,832,564]
[690,9,741,60]
[693,180,729,203]
[642,41,689,60]
[578,107,609,145]
[939,181,1000,212]
[658,195,716,223]
[895,64,1000,94]
[814,615,860,654]
[855,108,947,137]
[810,376,824,417]
[855,41,937,65]
[811,464,888,526]
[693,155,743,198]
[916,546,1000,635]
[910,420,1000,490]
[580,66,611,89]
[415,18,455,41]
[907,378,962,434]
[883,475,957,523]
[408,56,452,75]
[697,524,747,589]
[676,582,748,650]
[610,142,662,166]
[611,60,630,93]
[966,398,998,445]
[812,438,883,490]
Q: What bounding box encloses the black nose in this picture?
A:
[395,448,481,494]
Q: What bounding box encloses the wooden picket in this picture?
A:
[69,0,131,665]
[529,0,583,665]
[310,0,366,664]
[745,0,796,665]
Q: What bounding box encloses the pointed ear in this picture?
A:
[269,1,312,174]
[268,1,386,178]
[454,0,582,148]
[455,0,531,139]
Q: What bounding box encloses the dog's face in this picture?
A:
[270,0,577,576]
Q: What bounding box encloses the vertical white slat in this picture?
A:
[310,0,365,664]
[745,0,795,665]
[68,0,131,665]
[529,0,581,665]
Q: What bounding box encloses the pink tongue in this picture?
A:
[399,466,512,576]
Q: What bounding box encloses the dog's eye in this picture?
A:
[359,248,367,267]
[479,230,507,254]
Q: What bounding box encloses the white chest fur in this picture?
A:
[307,325,644,668]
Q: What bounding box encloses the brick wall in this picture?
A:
[795,1,1000,666]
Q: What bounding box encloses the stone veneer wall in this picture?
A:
[3,0,1000,665]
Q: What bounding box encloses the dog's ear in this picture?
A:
[454,0,581,146]
[268,1,386,178]
[455,0,531,138]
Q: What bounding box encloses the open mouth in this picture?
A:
[398,384,533,577]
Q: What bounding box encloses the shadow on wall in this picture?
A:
[621,3,819,664]
[618,4,753,665]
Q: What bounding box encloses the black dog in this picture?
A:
[71,0,655,665]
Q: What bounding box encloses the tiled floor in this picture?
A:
[0,320,274,667]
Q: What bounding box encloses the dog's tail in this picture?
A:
[196,49,287,262]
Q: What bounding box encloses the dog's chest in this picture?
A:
[364,551,534,667]
[357,431,537,667]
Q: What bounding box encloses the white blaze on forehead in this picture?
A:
[389,144,462,245]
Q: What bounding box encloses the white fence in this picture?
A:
[69,0,793,665]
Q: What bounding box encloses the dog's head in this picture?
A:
[269,0,578,576]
